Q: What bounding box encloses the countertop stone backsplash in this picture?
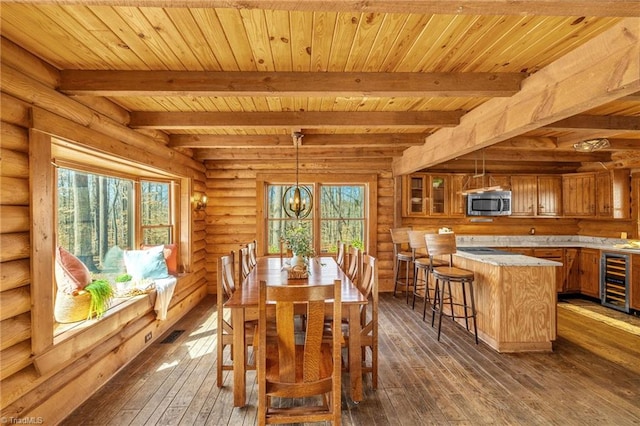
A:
[455,235,637,253]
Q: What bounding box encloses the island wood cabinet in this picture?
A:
[510,175,562,217]
[533,248,565,292]
[402,173,465,217]
[502,247,570,293]
[579,248,600,298]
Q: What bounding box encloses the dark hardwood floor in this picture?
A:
[62,293,640,425]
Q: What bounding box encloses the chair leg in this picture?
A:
[430,278,440,326]
[436,280,446,341]
[411,264,418,309]
[468,280,479,344]
[461,281,470,331]
[404,259,411,303]
[393,258,400,297]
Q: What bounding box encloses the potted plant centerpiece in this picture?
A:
[282,222,315,278]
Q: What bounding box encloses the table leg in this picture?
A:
[348,304,363,402]
[232,307,246,407]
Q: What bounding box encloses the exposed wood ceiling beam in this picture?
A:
[194,146,406,161]
[427,161,581,173]
[15,1,640,17]
[169,133,427,148]
[544,114,640,131]
[621,91,640,101]
[130,111,464,129]
[60,71,525,98]
[490,136,558,150]
[456,149,611,163]
[392,18,640,176]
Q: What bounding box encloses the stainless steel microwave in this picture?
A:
[466,191,512,216]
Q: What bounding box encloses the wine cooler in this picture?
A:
[600,252,630,313]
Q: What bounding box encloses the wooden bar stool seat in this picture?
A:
[424,233,479,344]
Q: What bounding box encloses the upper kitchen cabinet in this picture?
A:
[510,175,562,217]
[402,173,465,217]
[562,170,630,218]
[562,173,596,217]
[595,170,630,219]
[403,174,428,216]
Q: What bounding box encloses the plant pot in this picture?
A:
[291,254,306,268]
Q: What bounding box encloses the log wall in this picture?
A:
[0,38,207,423]
[204,160,397,293]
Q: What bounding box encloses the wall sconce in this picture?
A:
[193,193,208,211]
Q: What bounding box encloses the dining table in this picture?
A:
[224,255,368,407]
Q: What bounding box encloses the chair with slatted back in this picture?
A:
[346,245,361,286]
[424,233,478,344]
[336,241,346,271]
[248,240,258,268]
[408,230,447,311]
[356,253,379,389]
[257,279,342,425]
[239,246,252,284]
[391,227,413,302]
[216,251,257,387]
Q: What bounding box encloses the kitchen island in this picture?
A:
[443,248,560,352]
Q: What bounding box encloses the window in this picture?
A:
[262,177,371,256]
[320,185,365,253]
[265,184,314,254]
[57,168,175,274]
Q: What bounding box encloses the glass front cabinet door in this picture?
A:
[404,174,427,216]
[429,175,447,215]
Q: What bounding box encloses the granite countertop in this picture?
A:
[453,249,562,267]
[455,235,640,255]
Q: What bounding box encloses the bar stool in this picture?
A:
[408,230,447,311]
[390,227,413,302]
[424,233,478,344]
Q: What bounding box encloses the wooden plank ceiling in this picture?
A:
[1,1,640,173]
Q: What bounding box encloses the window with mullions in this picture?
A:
[266,184,314,254]
[320,185,365,254]
[57,168,174,273]
[265,183,365,255]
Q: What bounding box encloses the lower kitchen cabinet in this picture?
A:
[564,248,580,293]
[579,248,600,298]
[631,254,640,311]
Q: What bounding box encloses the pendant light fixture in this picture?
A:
[282,132,313,219]
[573,138,610,152]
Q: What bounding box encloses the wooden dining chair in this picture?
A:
[239,246,252,284]
[257,279,342,425]
[216,251,257,387]
[336,240,346,271]
[346,245,361,286]
[248,240,258,268]
[356,253,379,389]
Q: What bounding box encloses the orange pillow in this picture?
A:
[55,246,92,294]
[141,244,178,274]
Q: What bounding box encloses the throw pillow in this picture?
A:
[140,243,178,274]
[55,246,92,294]
[123,245,169,280]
